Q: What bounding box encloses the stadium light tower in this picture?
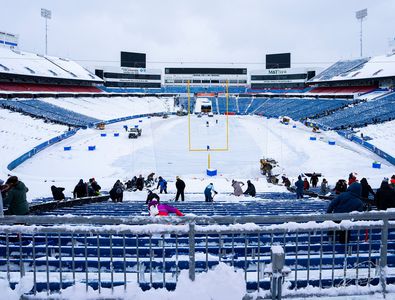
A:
[355,8,367,57]
[41,8,51,55]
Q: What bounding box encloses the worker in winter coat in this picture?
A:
[334,179,347,194]
[175,176,186,201]
[282,176,291,188]
[146,189,160,204]
[51,185,65,201]
[73,179,87,198]
[360,178,375,201]
[303,178,310,191]
[243,180,256,197]
[327,182,364,243]
[157,176,168,194]
[5,176,29,215]
[148,199,184,216]
[348,173,357,186]
[310,173,319,188]
[231,180,244,196]
[327,182,364,214]
[320,178,329,195]
[375,179,395,210]
[109,180,124,202]
[89,178,101,196]
[136,175,144,191]
[390,175,395,189]
[295,176,304,199]
[204,183,217,202]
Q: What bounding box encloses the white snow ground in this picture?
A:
[0,108,68,171]
[358,119,395,156]
[2,111,393,200]
[1,262,394,300]
[1,104,395,300]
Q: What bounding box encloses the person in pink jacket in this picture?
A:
[148,200,184,216]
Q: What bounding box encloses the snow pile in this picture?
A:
[0,108,67,173]
[28,262,246,300]
[0,276,33,300]
[271,245,284,254]
[359,119,395,156]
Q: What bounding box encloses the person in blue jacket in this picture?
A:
[327,182,364,243]
[204,183,217,202]
[327,182,364,214]
[295,176,304,199]
[157,176,168,194]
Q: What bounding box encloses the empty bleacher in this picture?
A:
[217,96,238,114]
[315,92,395,129]
[0,82,101,93]
[310,58,370,82]
[246,87,311,94]
[179,96,350,121]
[237,97,253,114]
[178,97,196,113]
[34,193,328,217]
[309,86,376,94]
[246,98,349,120]
[0,99,100,127]
[1,196,393,296]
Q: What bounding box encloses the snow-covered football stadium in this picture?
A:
[1,2,395,300]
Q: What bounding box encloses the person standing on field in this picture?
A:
[175,176,186,201]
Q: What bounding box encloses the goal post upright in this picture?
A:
[187,80,230,152]
[187,80,192,151]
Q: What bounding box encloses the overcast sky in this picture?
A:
[1,0,395,71]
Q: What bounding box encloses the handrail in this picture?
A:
[0,210,393,298]
[1,211,394,226]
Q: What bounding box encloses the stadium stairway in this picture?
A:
[31,192,329,217]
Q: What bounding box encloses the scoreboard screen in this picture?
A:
[120,51,146,68]
[266,53,291,69]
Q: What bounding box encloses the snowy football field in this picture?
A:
[9,114,393,199]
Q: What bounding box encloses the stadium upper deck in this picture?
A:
[308,53,395,90]
[0,45,102,93]
[1,44,395,100]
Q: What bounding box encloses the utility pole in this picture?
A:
[355,9,367,57]
[41,8,52,55]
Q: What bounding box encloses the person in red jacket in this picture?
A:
[348,173,357,186]
[303,178,310,190]
[390,175,395,189]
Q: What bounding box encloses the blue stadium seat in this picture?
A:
[0,99,99,127]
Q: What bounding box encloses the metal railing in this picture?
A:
[0,211,394,299]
